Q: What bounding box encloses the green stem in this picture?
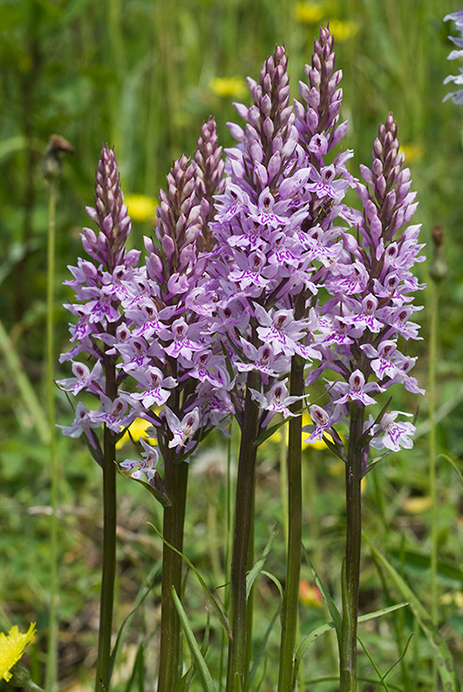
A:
[428,281,438,690]
[157,451,189,692]
[244,474,256,691]
[278,352,304,692]
[95,353,118,692]
[227,369,260,692]
[45,179,58,692]
[220,433,235,685]
[340,402,364,692]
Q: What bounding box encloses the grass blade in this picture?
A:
[149,522,231,639]
[246,525,276,599]
[109,560,162,685]
[171,586,217,692]
[293,601,409,685]
[365,534,460,692]
[302,546,342,639]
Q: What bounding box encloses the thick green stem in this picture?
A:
[95,354,118,692]
[340,403,364,692]
[227,369,260,692]
[278,352,304,692]
[244,481,255,691]
[157,452,189,692]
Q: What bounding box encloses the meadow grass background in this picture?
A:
[1,0,463,689]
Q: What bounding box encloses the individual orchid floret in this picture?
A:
[368,411,416,452]
[119,439,162,486]
[56,361,104,396]
[165,407,201,451]
[130,367,177,408]
[303,404,332,444]
[332,370,384,407]
[58,401,99,440]
[250,379,302,426]
[443,10,463,104]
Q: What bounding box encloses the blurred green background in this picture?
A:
[1,0,463,689]
[1,0,462,351]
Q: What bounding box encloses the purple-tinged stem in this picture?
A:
[278,293,305,692]
[340,401,365,691]
[95,341,118,692]
[157,449,189,692]
[227,369,260,692]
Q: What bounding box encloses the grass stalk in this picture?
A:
[340,402,365,691]
[45,177,58,692]
[428,278,438,690]
[0,320,49,444]
[157,451,189,692]
[226,369,260,692]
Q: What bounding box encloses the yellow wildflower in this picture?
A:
[400,143,423,164]
[124,193,158,223]
[299,579,323,607]
[116,417,158,449]
[402,495,432,514]
[295,2,324,24]
[210,77,248,99]
[440,591,463,609]
[328,19,359,42]
[0,623,36,682]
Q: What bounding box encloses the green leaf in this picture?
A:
[171,586,217,692]
[123,643,144,692]
[248,608,279,686]
[255,417,289,447]
[366,535,460,692]
[387,548,463,583]
[109,560,162,687]
[149,523,231,639]
[293,602,409,686]
[440,453,463,487]
[303,547,342,639]
[246,525,276,599]
[117,466,171,508]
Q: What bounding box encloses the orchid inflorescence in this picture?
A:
[59,29,424,482]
